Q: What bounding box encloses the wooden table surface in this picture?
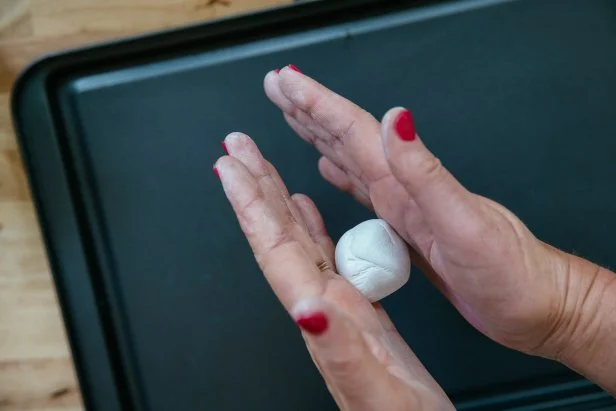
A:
[0,0,290,409]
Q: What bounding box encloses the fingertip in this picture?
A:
[291,193,324,232]
[290,193,312,220]
[264,69,280,94]
[380,107,415,154]
[380,107,430,184]
[291,298,400,406]
[291,297,329,319]
[380,107,479,240]
[318,156,351,190]
[290,192,306,199]
[213,154,237,176]
[224,131,245,143]
[220,133,273,182]
[222,132,253,157]
[212,156,230,187]
[265,71,297,114]
[213,154,228,170]
[281,64,303,75]
[291,298,338,338]
[381,106,407,127]
[290,192,310,207]
[277,66,312,108]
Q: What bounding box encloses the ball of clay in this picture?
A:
[335,219,411,302]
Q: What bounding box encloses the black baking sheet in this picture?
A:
[12,0,616,409]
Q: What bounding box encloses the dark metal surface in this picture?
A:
[12,0,616,409]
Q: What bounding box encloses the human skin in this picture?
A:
[216,132,454,410]
[214,65,616,409]
[263,65,616,393]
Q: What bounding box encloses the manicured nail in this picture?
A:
[274,68,281,74]
[288,64,302,73]
[394,109,416,141]
[296,312,328,335]
[213,165,220,179]
[221,141,229,155]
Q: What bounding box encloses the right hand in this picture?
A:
[215,133,454,410]
[263,65,600,360]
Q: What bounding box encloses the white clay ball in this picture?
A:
[335,219,411,302]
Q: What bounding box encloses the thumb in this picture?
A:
[380,107,481,240]
[291,298,423,410]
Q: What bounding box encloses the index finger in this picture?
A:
[264,67,388,183]
[215,153,325,311]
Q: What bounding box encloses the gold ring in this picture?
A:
[316,260,330,272]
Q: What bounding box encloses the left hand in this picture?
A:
[263,66,616,395]
[215,132,453,410]
[262,66,572,357]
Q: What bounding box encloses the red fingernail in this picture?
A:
[296,312,328,335]
[394,109,416,141]
[213,165,220,179]
[288,64,302,73]
[221,141,229,155]
[274,68,281,74]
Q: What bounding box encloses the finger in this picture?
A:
[291,193,335,263]
[223,132,307,228]
[264,70,296,114]
[266,160,309,228]
[266,72,342,161]
[265,71,331,152]
[318,157,373,210]
[284,113,344,168]
[215,157,324,310]
[267,65,389,183]
[283,110,317,145]
[291,298,425,410]
[380,107,483,240]
[282,113,372,210]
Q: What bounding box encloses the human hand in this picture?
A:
[215,132,453,410]
[262,65,600,361]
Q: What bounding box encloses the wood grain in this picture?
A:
[0,0,33,40]
[0,0,291,409]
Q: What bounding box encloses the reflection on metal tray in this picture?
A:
[12,0,616,409]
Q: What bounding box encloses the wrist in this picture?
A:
[539,248,616,393]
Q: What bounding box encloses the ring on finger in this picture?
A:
[316,260,331,273]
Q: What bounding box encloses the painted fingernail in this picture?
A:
[296,312,328,335]
[274,68,281,74]
[213,165,220,179]
[221,141,229,155]
[288,64,302,73]
[394,109,416,141]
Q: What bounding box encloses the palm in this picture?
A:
[371,175,556,349]
[216,132,450,408]
[264,68,566,354]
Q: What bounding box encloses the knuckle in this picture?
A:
[261,223,298,255]
[305,92,325,119]
[237,191,265,222]
[336,119,356,142]
[415,154,443,182]
[252,221,299,268]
